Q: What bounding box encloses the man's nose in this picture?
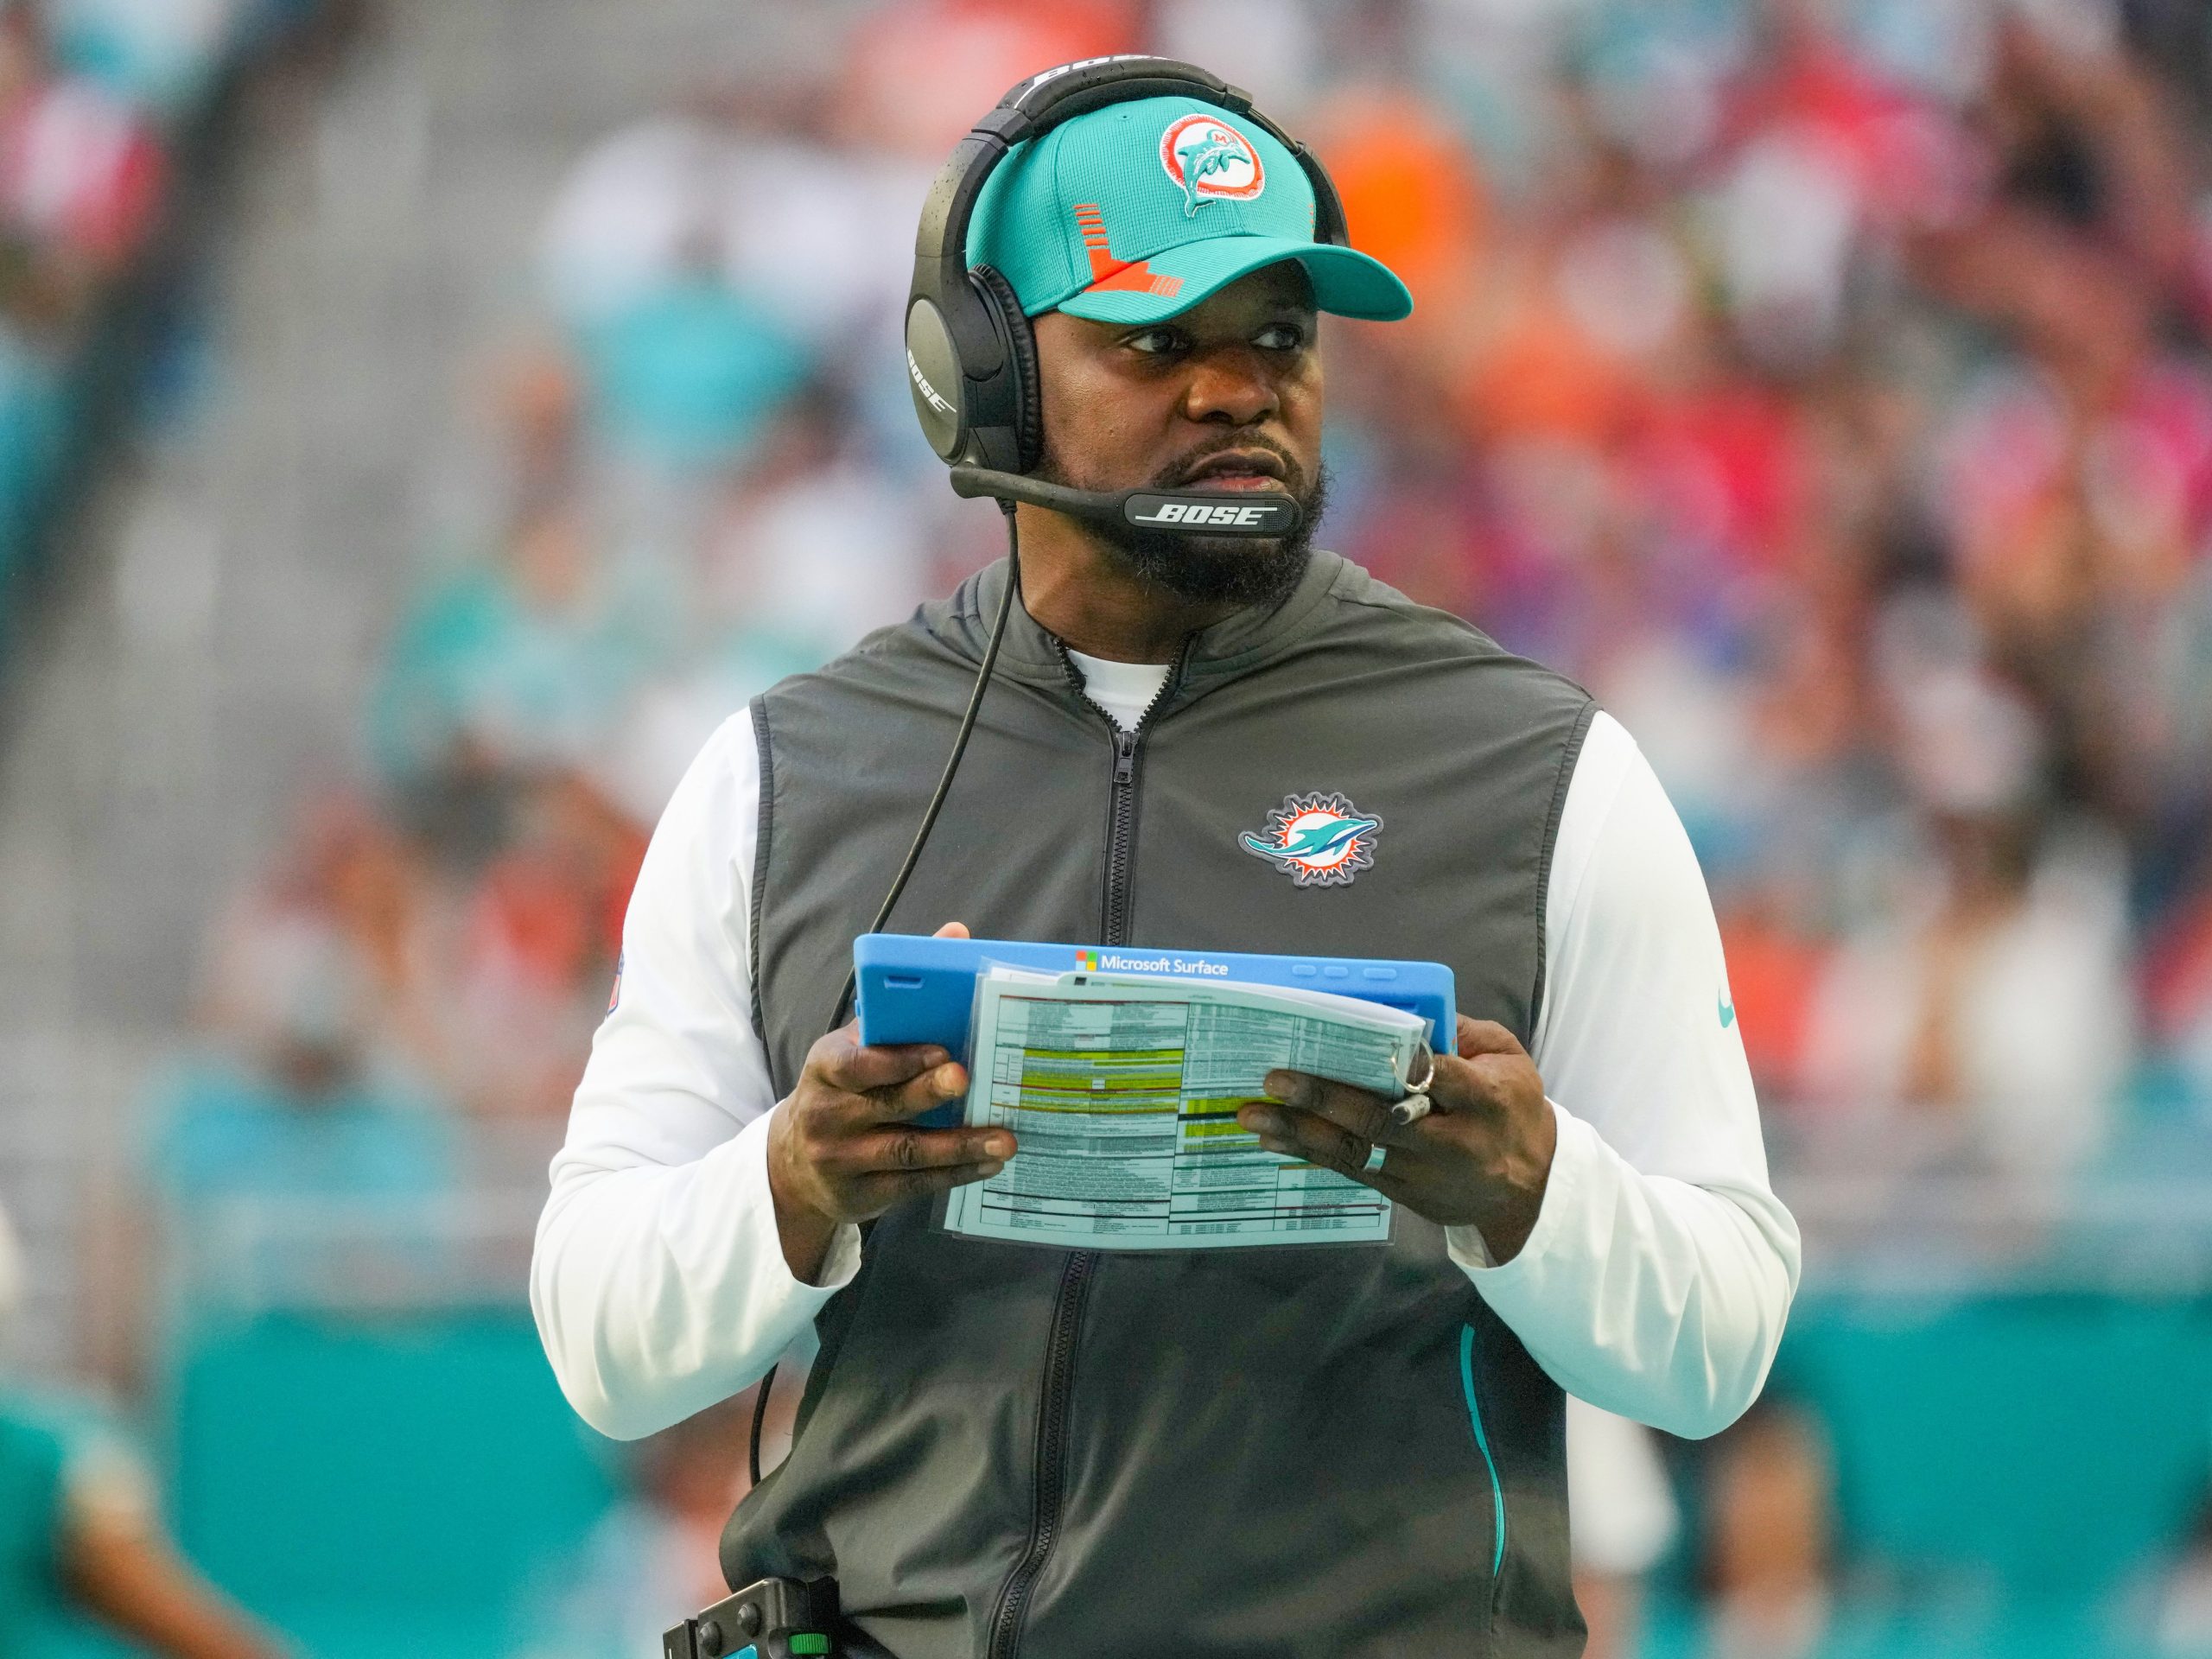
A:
[1181,345,1281,427]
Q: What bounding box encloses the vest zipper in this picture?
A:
[1081,637,1187,943]
[982,638,1192,1659]
[984,1249,1095,1659]
[1103,729,1140,941]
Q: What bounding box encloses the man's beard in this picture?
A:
[1035,436,1328,607]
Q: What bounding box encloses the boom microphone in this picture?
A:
[949,463,1301,537]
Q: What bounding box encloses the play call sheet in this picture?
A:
[942,972,1427,1249]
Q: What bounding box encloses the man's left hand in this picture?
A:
[1236,1015,1557,1262]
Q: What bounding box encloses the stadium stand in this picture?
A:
[6,0,2212,1654]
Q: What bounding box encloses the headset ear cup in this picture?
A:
[906,296,968,460]
[969,264,1043,474]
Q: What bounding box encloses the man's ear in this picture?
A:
[1029,308,1110,461]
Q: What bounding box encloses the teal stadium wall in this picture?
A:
[162,1313,616,1659]
[16,1296,2183,1658]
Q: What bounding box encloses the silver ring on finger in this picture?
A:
[1389,1042,1438,1126]
[1363,1141,1389,1174]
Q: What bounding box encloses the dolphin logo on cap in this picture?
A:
[1160,113,1266,216]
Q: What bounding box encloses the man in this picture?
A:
[0,1205,289,1657]
[533,72,1799,1659]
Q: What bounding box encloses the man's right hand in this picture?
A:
[766,1022,1014,1284]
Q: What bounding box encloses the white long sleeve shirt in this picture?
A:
[531,655,1801,1444]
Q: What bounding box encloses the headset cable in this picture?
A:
[751,497,1024,1487]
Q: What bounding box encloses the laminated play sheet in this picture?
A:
[941,969,1428,1250]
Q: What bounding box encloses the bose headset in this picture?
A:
[762,59,1352,1485]
[905,52,1347,537]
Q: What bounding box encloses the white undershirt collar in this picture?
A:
[1064,649,1173,734]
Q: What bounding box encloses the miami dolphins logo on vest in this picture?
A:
[1160,112,1266,216]
[1240,792,1382,887]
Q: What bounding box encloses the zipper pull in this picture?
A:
[1113,729,1137,786]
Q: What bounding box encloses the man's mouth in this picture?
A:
[1175,450,1291,493]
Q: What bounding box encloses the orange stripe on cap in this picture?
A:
[1069,202,1183,296]
[1087,264,1185,296]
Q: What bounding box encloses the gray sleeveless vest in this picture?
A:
[723,551,1596,1659]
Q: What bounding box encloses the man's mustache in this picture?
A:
[1155,435,1307,494]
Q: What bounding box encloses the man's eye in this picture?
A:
[1255,322,1306,351]
[1126,329,1184,355]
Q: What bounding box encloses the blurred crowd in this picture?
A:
[58,0,2212,1653]
[0,0,313,590]
[0,3,341,1651]
[152,0,2212,1258]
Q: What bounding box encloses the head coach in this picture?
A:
[531,56,1800,1659]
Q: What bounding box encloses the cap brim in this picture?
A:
[1054,236,1414,326]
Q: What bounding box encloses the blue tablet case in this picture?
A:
[853,932,1457,1057]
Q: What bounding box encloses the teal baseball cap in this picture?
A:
[968,94,1414,326]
